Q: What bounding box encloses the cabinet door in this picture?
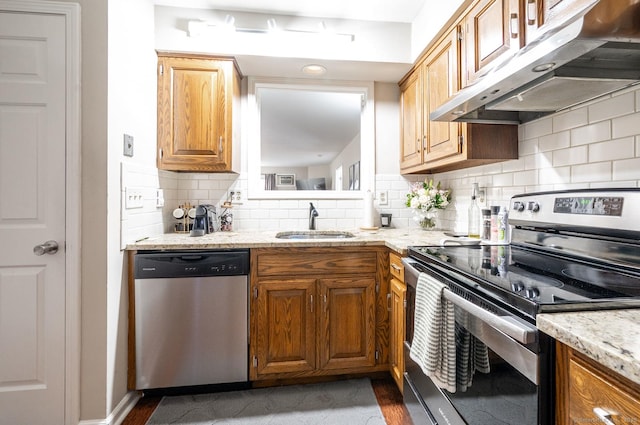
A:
[390,277,406,394]
[318,277,376,370]
[254,279,316,376]
[463,0,521,87]
[400,70,424,170]
[157,56,234,171]
[424,28,462,163]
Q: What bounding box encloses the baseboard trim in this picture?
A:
[78,391,140,425]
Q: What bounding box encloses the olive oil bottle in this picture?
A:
[468,183,481,238]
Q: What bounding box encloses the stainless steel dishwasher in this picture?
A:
[133,249,249,390]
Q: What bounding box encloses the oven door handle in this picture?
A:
[441,289,538,344]
[403,258,537,344]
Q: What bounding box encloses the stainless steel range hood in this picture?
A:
[431,0,640,124]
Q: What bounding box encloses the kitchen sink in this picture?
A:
[275,231,355,239]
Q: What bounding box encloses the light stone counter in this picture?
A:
[126,227,448,255]
[537,310,640,386]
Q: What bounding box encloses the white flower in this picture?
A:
[406,179,451,212]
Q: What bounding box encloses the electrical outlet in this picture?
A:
[228,190,243,205]
[156,189,165,208]
[125,187,144,209]
[377,190,388,206]
[478,187,487,206]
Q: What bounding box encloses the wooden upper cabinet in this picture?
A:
[424,27,463,163]
[157,54,241,172]
[462,0,522,88]
[398,0,520,174]
[400,69,423,170]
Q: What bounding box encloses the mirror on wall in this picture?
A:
[247,77,375,200]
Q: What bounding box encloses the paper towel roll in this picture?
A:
[363,190,375,228]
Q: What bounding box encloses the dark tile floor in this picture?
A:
[121,375,412,425]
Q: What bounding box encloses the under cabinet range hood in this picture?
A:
[431,0,640,124]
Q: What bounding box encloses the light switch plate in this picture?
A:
[125,187,143,209]
[123,134,134,157]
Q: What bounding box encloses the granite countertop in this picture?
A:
[126,227,448,255]
[537,310,640,386]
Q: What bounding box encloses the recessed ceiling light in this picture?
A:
[302,64,327,75]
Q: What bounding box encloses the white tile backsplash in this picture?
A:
[612,112,640,139]
[552,108,588,132]
[589,92,635,123]
[570,162,612,183]
[589,137,635,162]
[613,158,640,181]
[570,120,611,146]
[552,146,588,167]
[538,131,570,152]
[122,87,640,237]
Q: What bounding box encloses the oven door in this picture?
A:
[402,258,554,425]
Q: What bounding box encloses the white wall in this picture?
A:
[410,0,464,60]
[107,0,158,422]
[47,0,157,422]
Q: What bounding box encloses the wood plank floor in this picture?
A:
[121,375,412,425]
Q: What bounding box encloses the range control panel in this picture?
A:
[508,189,640,232]
[553,196,624,216]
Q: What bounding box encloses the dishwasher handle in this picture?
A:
[180,254,205,261]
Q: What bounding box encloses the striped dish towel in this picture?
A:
[455,309,490,392]
[409,272,456,393]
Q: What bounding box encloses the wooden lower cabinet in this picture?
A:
[250,247,389,381]
[556,342,640,425]
[319,277,376,370]
[389,277,406,394]
[254,278,316,376]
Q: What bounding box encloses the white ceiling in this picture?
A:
[154,0,428,23]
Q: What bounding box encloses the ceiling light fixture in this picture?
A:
[266,18,278,32]
[302,64,327,75]
[186,18,354,44]
[224,14,235,27]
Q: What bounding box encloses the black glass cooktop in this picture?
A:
[408,244,640,317]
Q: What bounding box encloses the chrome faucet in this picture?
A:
[309,202,319,230]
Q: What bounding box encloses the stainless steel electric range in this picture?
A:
[402,189,640,425]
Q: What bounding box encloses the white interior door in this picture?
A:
[0,9,67,424]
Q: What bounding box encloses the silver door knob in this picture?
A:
[33,240,59,256]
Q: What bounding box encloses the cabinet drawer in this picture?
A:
[566,350,640,424]
[389,252,404,282]
[254,248,377,277]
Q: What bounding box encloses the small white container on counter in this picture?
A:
[497,206,509,244]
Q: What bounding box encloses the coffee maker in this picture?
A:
[190,204,217,236]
